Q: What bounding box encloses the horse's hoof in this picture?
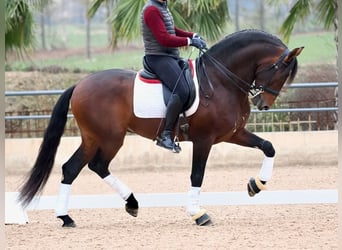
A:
[247,177,266,197]
[192,209,212,226]
[125,205,138,217]
[125,194,138,217]
[57,215,76,228]
[247,182,256,197]
[62,221,76,228]
[196,213,212,226]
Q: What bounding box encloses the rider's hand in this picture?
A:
[190,37,207,50]
[193,33,205,41]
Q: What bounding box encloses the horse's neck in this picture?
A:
[201,49,256,96]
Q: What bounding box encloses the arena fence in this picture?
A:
[5,189,338,224]
[5,82,338,138]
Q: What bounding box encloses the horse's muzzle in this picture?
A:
[251,95,269,111]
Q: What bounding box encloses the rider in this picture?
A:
[141,0,206,152]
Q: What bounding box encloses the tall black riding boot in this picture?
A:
[157,94,184,153]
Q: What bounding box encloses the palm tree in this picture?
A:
[88,0,229,48]
[80,0,93,60]
[277,0,339,127]
[259,0,265,31]
[277,0,337,43]
[234,0,240,31]
[5,0,51,57]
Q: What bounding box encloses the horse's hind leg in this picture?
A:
[88,144,139,217]
[55,144,95,227]
[230,128,275,197]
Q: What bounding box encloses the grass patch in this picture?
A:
[38,24,109,49]
[287,32,336,65]
[6,32,336,72]
[33,50,145,72]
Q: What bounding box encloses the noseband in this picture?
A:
[197,48,290,98]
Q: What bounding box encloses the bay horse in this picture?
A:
[19,29,303,227]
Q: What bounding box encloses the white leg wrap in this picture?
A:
[258,156,274,182]
[186,187,201,216]
[55,183,71,217]
[103,175,132,200]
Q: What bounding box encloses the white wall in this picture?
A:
[5,131,338,172]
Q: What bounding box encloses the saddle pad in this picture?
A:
[133,60,200,118]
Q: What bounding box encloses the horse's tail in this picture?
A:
[19,85,76,206]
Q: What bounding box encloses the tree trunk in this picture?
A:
[336,0,340,130]
[105,0,112,43]
[61,0,67,47]
[234,0,240,31]
[259,0,265,30]
[86,16,91,60]
[40,12,46,50]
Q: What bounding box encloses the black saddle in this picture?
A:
[140,56,196,111]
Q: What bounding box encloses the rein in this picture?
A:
[196,47,290,97]
[197,49,251,95]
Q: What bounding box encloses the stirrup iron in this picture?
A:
[173,136,181,153]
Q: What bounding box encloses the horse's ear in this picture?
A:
[284,47,304,63]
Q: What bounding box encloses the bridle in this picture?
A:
[196,47,291,98]
[250,48,290,97]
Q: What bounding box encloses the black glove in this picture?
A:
[190,37,207,50]
[193,33,205,41]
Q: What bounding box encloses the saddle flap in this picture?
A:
[139,58,196,110]
[134,59,200,119]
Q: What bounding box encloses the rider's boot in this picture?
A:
[157,94,183,153]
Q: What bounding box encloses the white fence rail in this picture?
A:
[5,189,338,224]
[4,82,338,120]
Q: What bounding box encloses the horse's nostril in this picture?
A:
[263,106,269,111]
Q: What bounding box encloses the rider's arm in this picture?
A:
[175,27,193,38]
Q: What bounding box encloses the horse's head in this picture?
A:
[198,30,304,110]
[251,46,304,110]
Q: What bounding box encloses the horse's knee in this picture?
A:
[88,162,110,178]
[61,164,82,184]
[261,140,275,157]
[88,150,110,178]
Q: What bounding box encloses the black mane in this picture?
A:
[209,29,287,55]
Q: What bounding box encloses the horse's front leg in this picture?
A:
[187,140,213,226]
[230,128,275,197]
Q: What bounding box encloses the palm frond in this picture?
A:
[168,1,191,30]
[5,0,36,54]
[109,0,145,42]
[95,0,230,48]
[88,0,106,18]
[279,0,313,43]
[316,0,337,29]
[187,0,227,41]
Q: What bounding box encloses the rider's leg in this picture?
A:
[157,94,184,151]
[145,55,190,152]
[144,55,190,101]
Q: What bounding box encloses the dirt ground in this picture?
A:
[5,143,338,250]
